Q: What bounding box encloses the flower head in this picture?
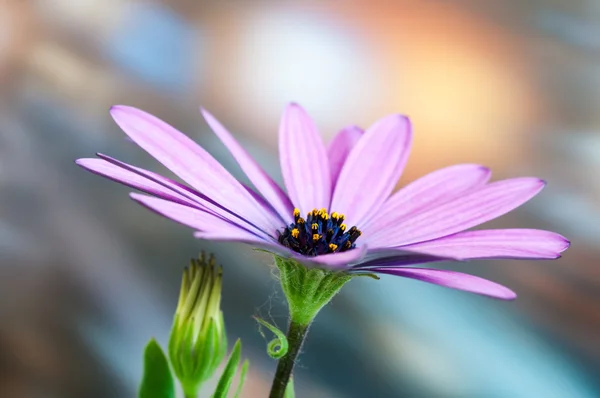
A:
[76,103,569,300]
[168,253,227,396]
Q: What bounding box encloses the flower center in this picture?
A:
[277,208,362,256]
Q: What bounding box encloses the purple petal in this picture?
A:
[95,154,272,239]
[354,250,449,269]
[131,193,269,243]
[330,114,412,226]
[244,184,284,223]
[368,267,517,300]
[305,245,368,268]
[76,158,198,207]
[279,103,331,215]
[202,108,294,223]
[402,229,570,260]
[193,232,321,263]
[110,106,279,234]
[375,177,546,247]
[193,230,276,247]
[327,126,363,189]
[362,164,490,241]
[195,231,366,269]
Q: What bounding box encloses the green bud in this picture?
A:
[168,253,227,397]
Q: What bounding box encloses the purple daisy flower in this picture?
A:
[76,104,569,300]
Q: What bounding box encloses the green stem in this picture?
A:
[268,320,310,398]
[184,394,196,398]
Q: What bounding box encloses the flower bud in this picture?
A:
[168,253,227,397]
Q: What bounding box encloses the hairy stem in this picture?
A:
[268,321,310,398]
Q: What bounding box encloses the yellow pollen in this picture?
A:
[312,209,319,216]
[329,243,338,251]
[311,223,319,230]
[293,208,300,217]
[331,211,339,219]
[291,228,299,238]
[312,234,321,241]
[340,224,347,232]
[297,217,305,224]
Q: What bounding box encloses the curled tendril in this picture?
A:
[253,316,288,359]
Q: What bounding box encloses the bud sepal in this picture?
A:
[275,255,353,326]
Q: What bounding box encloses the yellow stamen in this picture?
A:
[311,223,319,230]
[293,208,300,218]
[312,209,319,216]
[297,217,305,224]
[331,211,339,219]
[291,228,299,238]
[340,224,347,232]
[312,234,321,241]
[329,243,338,251]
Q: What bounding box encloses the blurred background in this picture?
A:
[1,0,599,396]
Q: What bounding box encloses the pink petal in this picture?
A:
[327,126,363,189]
[131,193,268,243]
[76,158,198,207]
[402,229,570,260]
[95,154,272,239]
[330,114,412,226]
[279,103,331,215]
[369,267,517,300]
[110,106,279,234]
[201,108,294,223]
[375,177,546,247]
[362,164,490,240]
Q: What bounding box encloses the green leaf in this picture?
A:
[284,377,295,398]
[212,339,242,398]
[233,359,250,398]
[253,316,288,359]
[139,339,175,398]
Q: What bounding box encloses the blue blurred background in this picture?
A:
[1,0,598,397]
